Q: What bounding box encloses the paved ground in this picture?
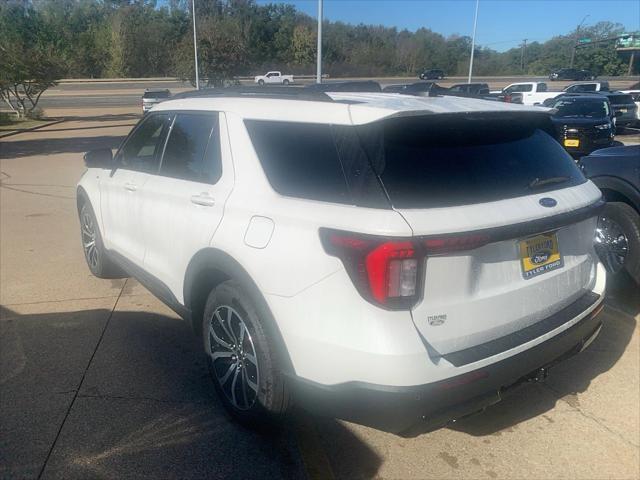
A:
[1,110,638,479]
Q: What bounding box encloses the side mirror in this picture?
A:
[84,148,113,169]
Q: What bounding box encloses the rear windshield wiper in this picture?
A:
[528,176,570,189]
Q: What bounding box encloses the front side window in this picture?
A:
[118,113,170,172]
[160,113,221,184]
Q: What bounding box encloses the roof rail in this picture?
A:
[171,86,334,102]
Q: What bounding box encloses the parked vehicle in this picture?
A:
[419,68,445,80]
[491,82,558,105]
[305,81,382,93]
[597,92,638,128]
[141,89,171,114]
[447,83,490,95]
[621,81,640,124]
[78,88,606,434]
[549,68,596,81]
[254,71,294,85]
[563,81,610,93]
[580,145,640,285]
[382,82,440,95]
[547,94,615,156]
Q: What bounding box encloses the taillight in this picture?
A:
[320,229,490,310]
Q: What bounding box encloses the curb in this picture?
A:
[0,119,65,139]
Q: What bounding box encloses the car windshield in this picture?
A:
[552,98,609,118]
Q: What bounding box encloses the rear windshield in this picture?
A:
[552,98,609,118]
[357,114,585,208]
[143,91,170,99]
[607,94,634,105]
[246,114,586,209]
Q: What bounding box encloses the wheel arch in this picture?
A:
[591,176,640,214]
[184,248,295,374]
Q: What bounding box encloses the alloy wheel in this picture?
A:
[81,208,99,269]
[595,215,629,273]
[207,305,259,410]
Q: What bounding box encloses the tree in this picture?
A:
[0,3,65,118]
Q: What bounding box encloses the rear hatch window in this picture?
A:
[143,91,170,99]
[356,113,586,209]
[607,94,634,106]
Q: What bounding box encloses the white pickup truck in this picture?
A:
[490,82,558,105]
[254,71,294,85]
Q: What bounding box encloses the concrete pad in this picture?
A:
[314,382,639,479]
[79,294,214,403]
[0,299,115,479]
[39,396,305,479]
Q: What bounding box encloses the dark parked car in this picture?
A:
[580,145,640,285]
[549,68,596,81]
[305,81,382,92]
[547,94,615,156]
[597,92,638,128]
[419,69,445,80]
[382,82,440,95]
[447,82,490,96]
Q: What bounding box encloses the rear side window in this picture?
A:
[245,121,388,207]
[356,114,586,209]
[160,113,221,184]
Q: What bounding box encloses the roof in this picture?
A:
[153,91,552,125]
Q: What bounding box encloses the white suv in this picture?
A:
[77,89,606,434]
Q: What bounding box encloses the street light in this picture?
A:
[570,14,590,68]
[192,0,200,90]
[317,0,323,83]
[467,0,479,83]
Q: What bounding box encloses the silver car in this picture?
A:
[142,89,171,114]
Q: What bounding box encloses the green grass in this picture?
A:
[0,117,54,132]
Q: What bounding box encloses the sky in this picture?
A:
[255,0,640,51]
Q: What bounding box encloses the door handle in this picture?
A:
[191,194,215,207]
[124,182,138,192]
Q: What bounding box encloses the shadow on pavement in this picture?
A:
[447,274,638,437]
[0,304,315,479]
[0,135,126,159]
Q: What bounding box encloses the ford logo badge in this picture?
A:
[531,250,551,264]
[539,197,557,208]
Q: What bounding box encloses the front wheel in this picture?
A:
[258,79,265,86]
[595,202,640,285]
[202,280,290,427]
[79,202,126,279]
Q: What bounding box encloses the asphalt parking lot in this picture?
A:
[1,109,639,479]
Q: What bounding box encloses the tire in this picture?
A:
[258,79,265,86]
[78,201,126,279]
[202,280,290,427]
[597,202,640,285]
[283,79,290,85]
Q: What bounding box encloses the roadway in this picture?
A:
[38,76,639,110]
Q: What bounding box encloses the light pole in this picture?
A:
[316,0,323,83]
[467,0,479,83]
[570,14,590,68]
[192,0,200,89]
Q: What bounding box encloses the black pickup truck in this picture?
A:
[580,145,640,285]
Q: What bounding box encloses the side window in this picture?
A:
[538,83,548,92]
[159,113,221,184]
[519,84,533,92]
[117,114,169,172]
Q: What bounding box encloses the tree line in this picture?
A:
[1,0,636,115]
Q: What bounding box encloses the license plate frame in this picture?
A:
[518,232,563,280]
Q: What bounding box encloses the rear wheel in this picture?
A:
[79,202,125,279]
[595,202,640,285]
[283,79,290,85]
[202,280,290,427]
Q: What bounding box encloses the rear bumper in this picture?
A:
[289,294,605,434]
